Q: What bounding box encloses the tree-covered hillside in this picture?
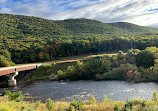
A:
[108,22,158,34]
[1,14,158,45]
[0,13,158,64]
[56,18,158,36]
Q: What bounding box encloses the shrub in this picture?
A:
[69,106,75,111]
[90,96,96,105]
[46,98,54,111]
[124,98,146,111]
[77,100,84,110]
[70,98,78,109]
[57,104,65,111]
[124,100,133,111]
[152,91,158,102]
[35,100,41,109]
[103,95,112,103]
[132,98,146,107]
[5,90,23,102]
[21,106,35,111]
[57,70,64,80]
[114,104,119,111]
[69,99,84,110]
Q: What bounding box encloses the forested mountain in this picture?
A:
[108,22,158,34]
[0,13,158,64]
[1,14,158,44]
[56,19,158,35]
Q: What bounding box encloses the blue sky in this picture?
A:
[148,8,158,11]
[0,0,158,26]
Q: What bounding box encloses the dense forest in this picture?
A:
[1,13,158,65]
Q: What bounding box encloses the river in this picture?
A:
[1,81,158,102]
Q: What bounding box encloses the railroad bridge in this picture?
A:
[0,64,42,86]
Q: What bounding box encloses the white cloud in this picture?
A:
[0,0,158,26]
[50,0,158,26]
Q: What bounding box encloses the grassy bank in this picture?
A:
[1,91,158,111]
[27,62,76,83]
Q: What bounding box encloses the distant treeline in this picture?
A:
[8,38,158,64]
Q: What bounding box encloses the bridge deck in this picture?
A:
[0,64,42,76]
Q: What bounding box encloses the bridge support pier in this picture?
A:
[6,69,18,87]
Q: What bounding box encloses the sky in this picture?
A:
[0,0,158,26]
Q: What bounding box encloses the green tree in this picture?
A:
[136,50,155,68]
[0,49,11,61]
[117,50,124,60]
[83,57,111,79]
[126,49,136,64]
[0,55,10,67]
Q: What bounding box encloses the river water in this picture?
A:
[1,81,158,102]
